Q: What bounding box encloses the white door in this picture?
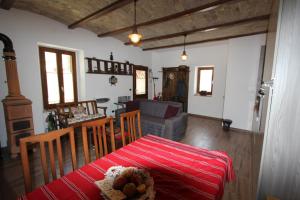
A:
[257,0,300,198]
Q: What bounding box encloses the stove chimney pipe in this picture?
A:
[0,33,14,53]
[0,33,22,98]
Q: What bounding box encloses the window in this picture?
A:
[39,47,78,109]
[196,67,214,96]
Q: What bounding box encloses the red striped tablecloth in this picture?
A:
[19,134,235,200]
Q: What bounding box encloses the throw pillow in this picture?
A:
[164,105,179,119]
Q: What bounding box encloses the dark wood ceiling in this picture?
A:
[5,0,272,50]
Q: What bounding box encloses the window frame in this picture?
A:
[196,67,214,96]
[39,46,78,110]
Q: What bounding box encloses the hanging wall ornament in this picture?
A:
[109,75,118,86]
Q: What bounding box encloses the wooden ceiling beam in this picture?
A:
[142,31,267,51]
[97,0,236,37]
[0,0,16,10]
[68,0,137,29]
[124,15,270,45]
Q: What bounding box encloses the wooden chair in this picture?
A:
[78,100,98,115]
[78,100,107,116]
[120,110,142,147]
[54,100,107,129]
[20,127,77,193]
[81,117,116,164]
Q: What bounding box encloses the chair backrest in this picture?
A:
[54,100,97,116]
[81,117,116,164]
[53,100,105,129]
[120,110,142,147]
[20,127,77,193]
[77,100,98,115]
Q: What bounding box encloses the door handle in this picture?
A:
[262,79,274,88]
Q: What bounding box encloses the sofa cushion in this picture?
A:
[164,105,179,119]
[139,101,168,118]
[141,115,165,124]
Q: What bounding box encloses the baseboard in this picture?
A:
[188,113,253,134]
[188,113,222,121]
[230,127,253,134]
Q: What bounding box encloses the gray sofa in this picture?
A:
[138,100,188,141]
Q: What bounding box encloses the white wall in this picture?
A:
[0,9,151,147]
[151,41,229,118]
[223,35,266,130]
[150,34,266,130]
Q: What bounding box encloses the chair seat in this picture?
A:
[115,131,129,140]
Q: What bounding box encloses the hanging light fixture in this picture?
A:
[181,34,188,61]
[128,0,142,44]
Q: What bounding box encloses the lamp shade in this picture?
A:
[129,29,142,44]
[181,50,188,61]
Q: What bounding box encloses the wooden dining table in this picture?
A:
[18,135,235,200]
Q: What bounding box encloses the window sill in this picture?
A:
[194,93,212,97]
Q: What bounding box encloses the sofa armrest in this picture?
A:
[164,112,188,141]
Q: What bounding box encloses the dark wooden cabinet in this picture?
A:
[162,65,189,112]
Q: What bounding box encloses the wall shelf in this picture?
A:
[85,57,137,76]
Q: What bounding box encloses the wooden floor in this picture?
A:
[182,116,264,200]
[0,116,263,200]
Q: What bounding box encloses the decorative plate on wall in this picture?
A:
[109,76,118,86]
[168,72,175,80]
